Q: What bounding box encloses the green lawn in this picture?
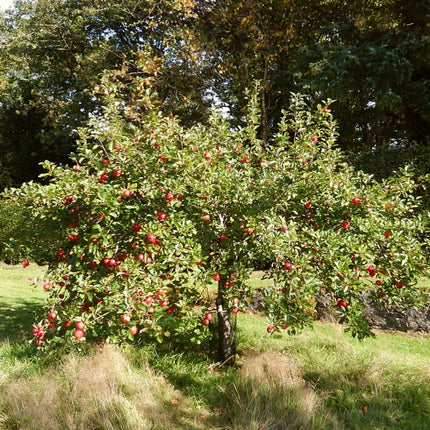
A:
[0,262,46,341]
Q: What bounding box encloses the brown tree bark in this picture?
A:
[216,275,236,365]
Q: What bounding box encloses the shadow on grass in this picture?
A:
[134,341,430,430]
[0,299,43,342]
[135,348,336,430]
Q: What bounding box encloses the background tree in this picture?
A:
[304,0,430,158]
[0,0,209,189]
[1,0,429,190]
[197,0,430,174]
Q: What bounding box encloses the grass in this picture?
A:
[0,263,430,429]
[0,262,46,342]
[418,276,430,292]
[236,314,430,429]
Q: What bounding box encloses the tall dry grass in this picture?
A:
[222,352,339,430]
[0,345,212,430]
[1,324,429,430]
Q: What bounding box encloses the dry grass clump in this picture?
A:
[223,352,338,430]
[0,345,211,430]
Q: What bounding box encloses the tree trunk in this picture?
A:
[261,62,269,148]
[216,275,236,365]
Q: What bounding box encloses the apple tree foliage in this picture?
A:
[7,67,428,363]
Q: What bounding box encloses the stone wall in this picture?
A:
[250,289,430,333]
[316,292,430,333]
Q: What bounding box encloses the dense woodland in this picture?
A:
[0,0,429,189]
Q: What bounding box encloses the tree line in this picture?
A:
[0,0,429,190]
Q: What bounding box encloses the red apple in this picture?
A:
[165,192,174,201]
[201,318,210,325]
[340,221,349,230]
[219,234,228,241]
[146,233,157,244]
[144,296,153,305]
[267,325,275,334]
[74,328,84,339]
[129,326,138,335]
[75,321,85,330]
[284,262,293,270]
[98,172,109,182]
[157,212,167,221]
[351,197,361,204]
[123,189,133,197]
[132,224,142,233]
[48,311,57,321]
[108,258,117,267]
[336,299,348,308]
[120,314,131,323]
[43,282,51,291]
[204,312,213,321]
[65,194,74,204]
[211,273,221,282]
[202,214,211,222]
[367,266,376,277]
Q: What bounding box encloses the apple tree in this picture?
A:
[8,66,428,364]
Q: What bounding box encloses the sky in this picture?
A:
[0,0,14,10]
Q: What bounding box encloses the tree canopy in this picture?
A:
[5,69,428,362]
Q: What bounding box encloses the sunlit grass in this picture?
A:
[0,263,46,342]
[237,313,430,429]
